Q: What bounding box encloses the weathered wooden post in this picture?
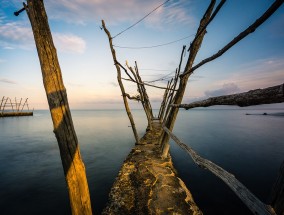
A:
[163,46,186,124]
[160,0,216,158]
[102,20,140,144]
[17,98,22,112]
[2,97,9,113]
[158,81,171,120]
[21,98,28,112]
[126,61,153,130]
[22,0,92,214]
[0,96,5,111]
[9,98,14,112]
[269,161,284,215]
[14,98,17,111]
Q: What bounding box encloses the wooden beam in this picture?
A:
[2,97,8,113]
[187,0,226,52]
[25,1,92,214]
[21,98,28,112]
[163,126,276,215]
[102,20,140,144]
[181,0,284,77]
[0,96,5,110]
[126,61,153,130]
[135,61,154,119]
[9,98,14,112]
[172,84,284,109]
[161,0,216,158]
[164,45,186,124]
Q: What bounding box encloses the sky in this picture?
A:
[0,0,284,110]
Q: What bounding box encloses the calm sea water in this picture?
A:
[0,108,283,214]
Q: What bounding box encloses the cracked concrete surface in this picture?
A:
[102,120,202,215]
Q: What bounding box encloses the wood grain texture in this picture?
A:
[181,0,284,77]
[102,20,139,144]
[25,1,92,214]
[173,84,284,109]
[160,0,216,158]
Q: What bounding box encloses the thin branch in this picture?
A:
[181,0,284,77]
[116,60,136,82]
[160,0,216,158]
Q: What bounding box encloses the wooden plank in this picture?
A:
[172,84,284,109]
[163,126,276,215]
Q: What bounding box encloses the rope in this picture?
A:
[112,0,171,39]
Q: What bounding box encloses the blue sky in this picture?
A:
[0,0,283,109]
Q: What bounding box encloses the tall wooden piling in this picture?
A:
[24,1,92,214]
[102,20,140,144]
[160,0,216,158]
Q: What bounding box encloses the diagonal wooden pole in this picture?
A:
[24,1,92,214]
[102,20,139,144]
[160,0,216,158]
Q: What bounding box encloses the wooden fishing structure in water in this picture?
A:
[0,96,33,117]
[14,0,284,214]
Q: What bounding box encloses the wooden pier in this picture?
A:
[102,120,201,215]
[0,112,33,117]
[14,0,283,214]
[0,96,33,118]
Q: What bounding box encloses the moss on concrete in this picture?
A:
[102,120,202,215]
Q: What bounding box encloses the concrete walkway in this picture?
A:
[102,120,202,215]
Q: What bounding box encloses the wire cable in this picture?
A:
[140,69,173,72]
[112,0,171,39]
[145,71,175,83]
[113,34,194,49]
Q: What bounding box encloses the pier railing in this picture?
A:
[0,96,33,117]
[163,125,281,215]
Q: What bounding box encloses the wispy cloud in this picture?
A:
[219,58,284,91]
[53,33,86,54]
[44,0,193,27]
[109,82,118,87]
[0,21,34,50]
[205,83,240,97]
[0,18,86,53]
[68,82,84,87]
[0,78,17,84]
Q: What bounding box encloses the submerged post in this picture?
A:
[24,1,92,214]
